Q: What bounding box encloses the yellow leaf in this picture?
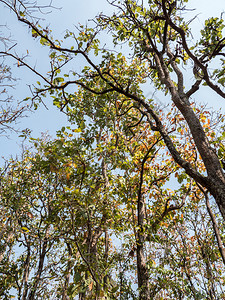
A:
[22,227,30,232]
[89,281,93,291]
[73,128,82,133]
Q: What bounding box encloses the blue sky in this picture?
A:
[0,0,225,163]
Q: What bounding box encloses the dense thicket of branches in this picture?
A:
[1,0,225,299]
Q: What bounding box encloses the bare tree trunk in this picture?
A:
[62,243,73,300]
[136,230,149,300]
[27,230,49,300]
[136,152,150,300]
[103,229,109,290]
[22,240,31,300]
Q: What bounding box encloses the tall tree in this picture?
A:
[1,0,225,218]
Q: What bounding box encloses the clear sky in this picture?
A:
[0,0,225,163]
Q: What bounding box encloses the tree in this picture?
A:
[1,0,225,299]
[1,113,225,299]
[1,0,225,217]
[0,30,27,135]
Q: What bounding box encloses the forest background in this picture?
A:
[1,0,225,299]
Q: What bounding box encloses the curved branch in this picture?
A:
[161,0,225,99]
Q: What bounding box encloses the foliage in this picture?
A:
[1,0,225,299]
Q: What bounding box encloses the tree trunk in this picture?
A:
[137,163,150,300]
[154,51,225,220]
[136,239,150,300]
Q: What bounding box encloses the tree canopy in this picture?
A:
[1,0,225,299]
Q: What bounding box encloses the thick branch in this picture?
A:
[161,0,225,99]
